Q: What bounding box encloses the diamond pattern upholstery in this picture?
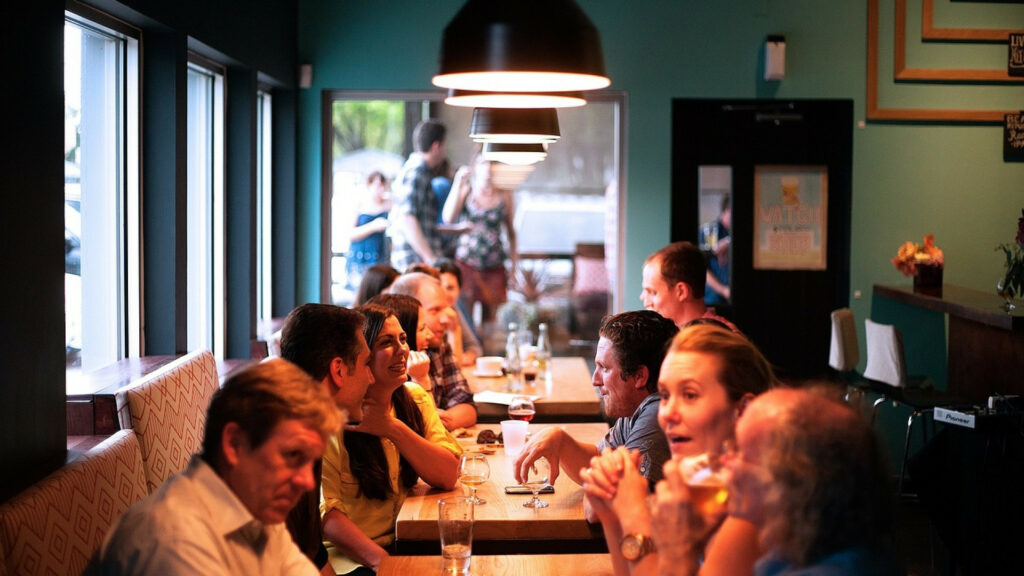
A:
[0,430,147,576]
[116,349,219,494]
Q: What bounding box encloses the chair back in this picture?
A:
[828,308,859,372]
[116,349,219,493]
[0,430,148,576]
[863,318,908,388]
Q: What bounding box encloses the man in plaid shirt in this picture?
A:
[390,272,478,431]
[390,120,448,272]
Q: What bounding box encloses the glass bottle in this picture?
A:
[505,322,523,393]
[536,322,552,384]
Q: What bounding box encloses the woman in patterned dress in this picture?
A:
[442,157,517,327]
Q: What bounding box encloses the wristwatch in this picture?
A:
[620,533,657,562]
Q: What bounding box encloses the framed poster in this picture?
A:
[753,166,828,270]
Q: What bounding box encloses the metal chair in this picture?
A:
[828,308,890,418]
[863,318,963,494]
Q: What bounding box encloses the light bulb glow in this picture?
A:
[445,92,586,109]
[432,71,610,92]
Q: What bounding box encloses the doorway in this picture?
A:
[671,99,853,380]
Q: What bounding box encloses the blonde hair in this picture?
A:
[202,358,342,467]
[669,324,776,401]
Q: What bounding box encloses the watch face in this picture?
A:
[621,535,642,560]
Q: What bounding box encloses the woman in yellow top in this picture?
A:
[322,303,462,575]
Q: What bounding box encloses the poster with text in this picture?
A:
[753,166,828,270]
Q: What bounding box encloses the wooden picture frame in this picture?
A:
[752,166,828,271]
[867,0,1023,123]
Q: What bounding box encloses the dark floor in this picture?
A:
[893,495,948,576]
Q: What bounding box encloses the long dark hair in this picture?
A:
[368,293,423,351]
[346,303,425,499]
[354,264,400,306]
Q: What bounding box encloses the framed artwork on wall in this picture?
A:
[753,166,829,271]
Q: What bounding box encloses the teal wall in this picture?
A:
[296,1,1024,399]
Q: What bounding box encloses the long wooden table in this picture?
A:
[378,553,613,576]
[465,357,603,422]
[394,422,609,554]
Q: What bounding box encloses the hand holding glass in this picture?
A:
[521,456,551,508]
[459,454,490,505]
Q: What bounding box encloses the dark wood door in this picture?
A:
[671,99,853,380]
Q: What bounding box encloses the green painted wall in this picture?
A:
[296,0,1024,397]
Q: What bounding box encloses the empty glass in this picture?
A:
[521,456,551,508]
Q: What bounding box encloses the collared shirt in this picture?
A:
[321,383,463,574]
[428,341,477,411]
[597,393,671,485]
[390,155,440,271]
[86,456,316,576]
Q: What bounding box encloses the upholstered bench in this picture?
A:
[0,429,148,576]
[115,349,220,494]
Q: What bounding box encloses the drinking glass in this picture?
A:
[521,456,551,508]
[679,447,732,519]
[438,496,474,576]
[459,454,490,505]
[507,395,536,422]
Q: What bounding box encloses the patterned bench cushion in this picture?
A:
[116,349,219,494]
[0,430,147,576]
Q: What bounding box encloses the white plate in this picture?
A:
[473,370,505,378]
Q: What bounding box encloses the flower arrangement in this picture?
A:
[995,209,1024,302]
[892,233,945,277]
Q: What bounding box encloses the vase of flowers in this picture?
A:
[995,209,1024,312]
[892,233,945,296]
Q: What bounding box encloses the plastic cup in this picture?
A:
[438,496,474,575]
[500,420,529,457]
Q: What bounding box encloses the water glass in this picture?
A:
[438,496,474,575]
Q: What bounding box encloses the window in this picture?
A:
[323,91,625,354]
[257,88,273,336]
[186,58,226,358]
[64,9,140,372]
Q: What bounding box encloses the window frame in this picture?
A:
[63,2,141,375]
[185,53,227,359]
[319,90,628,313]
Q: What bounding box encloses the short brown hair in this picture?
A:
[280,303,366,380]
[599,310,679,393]
[646,241,707,298]
[202,358,341,468]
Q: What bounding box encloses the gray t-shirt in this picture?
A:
[597,393,670,485]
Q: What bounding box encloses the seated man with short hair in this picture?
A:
[86,358,341,576]
[514,310,679,491]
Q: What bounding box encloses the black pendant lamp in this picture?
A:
[482,142,548,166]
[445,89,586,109]
[433,0,610,95]
[469,108,560,144]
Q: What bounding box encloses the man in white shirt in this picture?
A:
[85,358,341,576]
[641,241,738,332]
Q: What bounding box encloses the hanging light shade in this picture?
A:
[432,0,610,94]
[445,89,586,109]
[469,108,560,143]
[482,142,548,166]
